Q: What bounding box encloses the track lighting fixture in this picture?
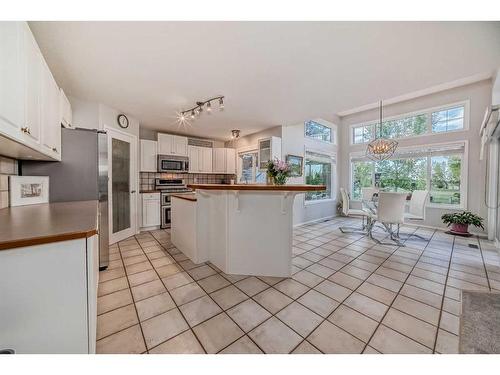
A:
[180,96,225,122]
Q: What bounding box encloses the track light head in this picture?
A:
[219,97,224,111]
[206,101,212,113]
[190,110,196,119]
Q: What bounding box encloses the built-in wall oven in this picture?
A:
[155,178,192,229]
[157,155,189,173]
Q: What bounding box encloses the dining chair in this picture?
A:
[361,187,379,201]
[403,190,430,240]
[339,187,368,233]
[366,192,407,246]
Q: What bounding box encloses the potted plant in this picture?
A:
[266,159,291,185]
[441,211,484,235]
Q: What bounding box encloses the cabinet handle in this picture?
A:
[52,147,58,153]
[21,127,29,134]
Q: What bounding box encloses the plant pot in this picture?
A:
[451,223,469,234]
[266,175,274,185]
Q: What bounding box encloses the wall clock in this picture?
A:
[117,114,129,129]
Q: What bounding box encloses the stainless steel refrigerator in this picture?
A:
[21,128,109,270]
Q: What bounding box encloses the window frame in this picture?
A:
[348,141,468,209]
[236,149,266,184]
[349,100,470,145]
[304,120,334,144]
[304,148,337,205]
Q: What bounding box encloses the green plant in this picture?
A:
[441,211,484,230]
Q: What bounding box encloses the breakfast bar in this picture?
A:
[171,184,325,277]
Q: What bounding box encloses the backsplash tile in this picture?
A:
[140,172,235,191]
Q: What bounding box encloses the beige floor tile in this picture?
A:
[227,299,271,332]
[328,305,378,343]
[369,325,431,354]
[319,257,346,271]
[328,272,363,290]
[276,302,323,337]
[314,280,352,302]
[392,294,440,326]
[258,276,286,286]
[170,282,206,306]
[179,259,202,270]
[341,265,372,280]
[308,320,365,353]
[363,345,381,354]
[141,308,189,349]
[179,295,222,327]
[253,288,293,314]
[221,273,249,283]
[96,324,145,354]
[235,277,270,296]
[406,275,445,295]
[292,270,324,288]
[99,267,126,282]
[375,266,408,282]
[151,256,174,268]
[344,292,388,321]
[249,317,302,354]
[156,263,183,278]
[198,274,230,293]
[131,279,166,302]
[367,274,403,293]
[162,271,194,290]
[399,284,443,308]
[188,264,217,281]
[439,311,460,335]
[219,336,263,354]
[193,313,244,353]
[274,279,309,299]
[97,304,139,340]
[127,269,158,287]
[210,285,248,310]
[292,341,322,354]
[125,261,153,275]
[98,277,129,297]
[135,292,176,321]
[148,330,205,354]
[122,254,148,266]
[97,289,134,315]
[411,267,447,284]
[306,263,336,278]
[442,297,461,316]
[382,308,437,348]
[357,282,396,306]
[298,290,339,318]
[435,329,459,354]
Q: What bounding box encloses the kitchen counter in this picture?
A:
[140,190,160,194]
[171,192,197,202]
[187,183,325,191]
[0,200,99,250]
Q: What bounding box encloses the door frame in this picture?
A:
[105,126,138,244]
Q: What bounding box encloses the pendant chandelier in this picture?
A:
[366,100,398,161]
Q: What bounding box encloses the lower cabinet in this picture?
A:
[141,192,160,228]
[0,235,99,353]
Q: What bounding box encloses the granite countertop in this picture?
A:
[0,200,99,250]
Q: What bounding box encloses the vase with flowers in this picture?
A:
[266,158,291,185]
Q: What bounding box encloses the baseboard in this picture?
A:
[294,215,338,228]
[139,225,161,232]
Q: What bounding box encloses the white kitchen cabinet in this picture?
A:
[188,145,213,173]
[212,148,236,174]
[142,192,160,227]
[201,146,213,173]
[140,139,157,172]
[157,133,188,156]
[258,136,282,170]
[40,59,61,159]
[59,88,72,128]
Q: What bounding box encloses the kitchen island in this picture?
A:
[171,184,325,277]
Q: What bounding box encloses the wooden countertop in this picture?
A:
[187,184,326,192]
[171,193,197,202]
[140,190,160,194]
[0,200,99,251]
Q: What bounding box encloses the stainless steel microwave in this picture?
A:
[157,155,189,173]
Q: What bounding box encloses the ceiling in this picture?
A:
[30,21,500,140]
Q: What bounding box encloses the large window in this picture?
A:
[351,102,467,144]
[238,152,266,183]
[350,143,466,208]
[305,121,332,143]
[305,151,334,202]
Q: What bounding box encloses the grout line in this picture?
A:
[475,235,492,291]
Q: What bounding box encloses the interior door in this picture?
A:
[107,127,137,244]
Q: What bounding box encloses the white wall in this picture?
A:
[338,79,493,230]
[225,126,282,149]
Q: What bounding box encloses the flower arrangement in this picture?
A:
[266,158,291,185]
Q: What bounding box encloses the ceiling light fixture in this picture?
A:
[231,129,240,139]
[366,100,398,161]
[180,95,225,121]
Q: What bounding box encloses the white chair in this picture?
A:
[366,192,407,246]
[361,187,379,201]
[403,190,429,240]
[339,187,368,233]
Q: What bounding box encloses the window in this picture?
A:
[238,152,266,183]
[305,121,332,142]
[351,102,467,144]
[431,106,464,133]
[350,142,466,208]
[305,151,334,201]
[430,155,462,205]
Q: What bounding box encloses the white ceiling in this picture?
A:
[30,21,500,140]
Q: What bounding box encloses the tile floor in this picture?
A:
[95,217,500,354]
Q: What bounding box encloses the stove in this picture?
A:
[155,179,192,229]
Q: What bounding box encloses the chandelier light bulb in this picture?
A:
[206,101,212,113]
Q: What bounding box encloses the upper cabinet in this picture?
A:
[0,22,66,161]
[258,136,282,170]
[140,139,157,172]
[59,89,72,128]
[213,148,236,174]
[157,133,188,156]
[188,145,213,174]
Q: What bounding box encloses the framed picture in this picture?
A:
[286,154,304,177]
[9,176,49,207]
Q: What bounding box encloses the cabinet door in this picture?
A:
[157,133,173,155]
[188,145,199,173]
[23,25,42,144]
[40,60,61,157]
[258,138,271,170]
[0,22,24,138]
[173,135,188,156]
[202,147,213,173]
[213,148,226,173]
[140,139,157,172]
[142,197,160,227]
[225,148,236,174]
[59,88,72,128]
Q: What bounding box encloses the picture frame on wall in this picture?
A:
[9,176,50,207]
[286,154,304,177]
